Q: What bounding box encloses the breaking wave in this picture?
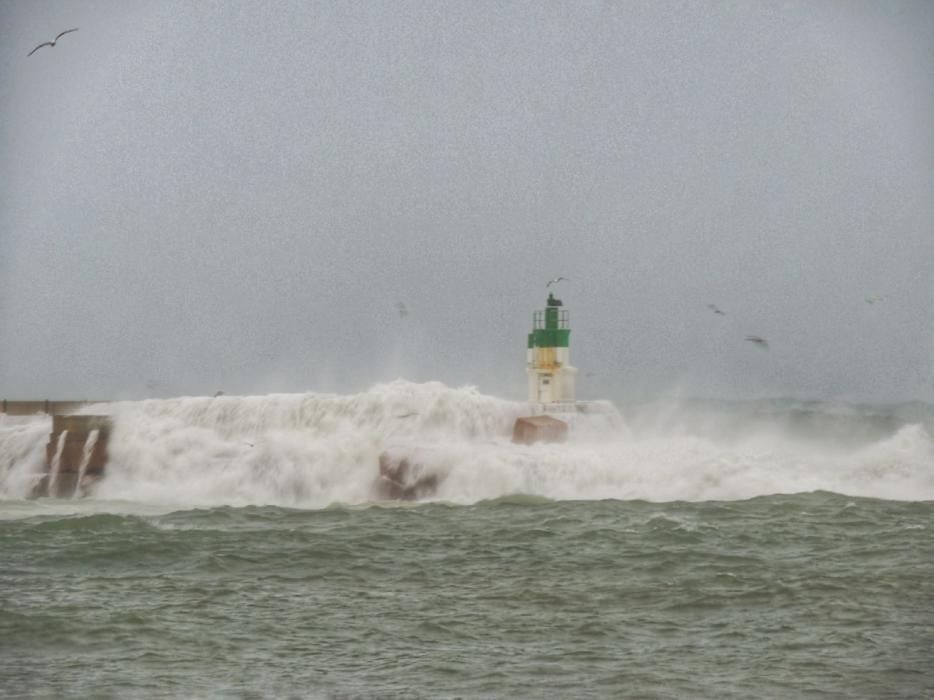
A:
[1,381,932,507]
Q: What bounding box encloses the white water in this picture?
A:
[0,415,51,497]
[1,381,932,507]
[73,429,100,499]
[46,430,68,498]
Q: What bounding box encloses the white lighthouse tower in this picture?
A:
[526,292,577,406]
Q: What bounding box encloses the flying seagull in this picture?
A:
[28,28,78,56]
[744,335,769,350]
[865,295,886,305]
[546,277,568,288]
[395,301,408,318]
[707,304,726,316]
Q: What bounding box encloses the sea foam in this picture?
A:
[1,381,932,506]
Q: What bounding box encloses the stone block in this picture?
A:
[512,415,568,445]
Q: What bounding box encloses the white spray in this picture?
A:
[2,382,932,507]
[46,430,68,498]
[73,429,100,499]
[0,414,52,498]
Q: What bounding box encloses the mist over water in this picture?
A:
[2,381,932,509]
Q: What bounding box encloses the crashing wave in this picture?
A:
[1,381,932,507]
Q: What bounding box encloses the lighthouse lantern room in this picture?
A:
[527,292,577,405]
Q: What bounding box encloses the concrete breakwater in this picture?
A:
[1,400,106,416]
[1,402,112,498]
[38,415,112,498]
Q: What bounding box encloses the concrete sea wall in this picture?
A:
[38,415,112,498]
[1,401,111,498]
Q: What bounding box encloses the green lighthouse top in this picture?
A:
[528,295,571,349]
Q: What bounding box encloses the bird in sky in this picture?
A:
[546,277,568,288]
[28,28,79,56]
[865,295,886,305]
[707,304,726,316]
[396,301,408,318]
[744,335,769,350]
[395,412,418,419]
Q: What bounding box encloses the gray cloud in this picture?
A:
[2,0,932,403]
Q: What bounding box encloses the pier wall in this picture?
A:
[1,400,106,416]
[0,408,113,498]
[35,415,112,498]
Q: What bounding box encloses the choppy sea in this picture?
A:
[1,381,932,698]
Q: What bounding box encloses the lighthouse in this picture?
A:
[526,292,577,406]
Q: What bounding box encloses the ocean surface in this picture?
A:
[1,382,932,698]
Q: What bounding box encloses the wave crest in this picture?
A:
[2,382,932,506]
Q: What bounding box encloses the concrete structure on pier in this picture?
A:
[34,415,112,498]
[1,400,105,416]
[526,292,577,405]
[512,292,579,444]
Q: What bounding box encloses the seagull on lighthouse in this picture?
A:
[28,28,79,56]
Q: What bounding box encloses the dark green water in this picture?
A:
[1,493,931,699]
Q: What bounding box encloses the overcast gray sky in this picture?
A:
[1,0,932,403]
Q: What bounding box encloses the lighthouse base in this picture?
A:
[511,415,568,445]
